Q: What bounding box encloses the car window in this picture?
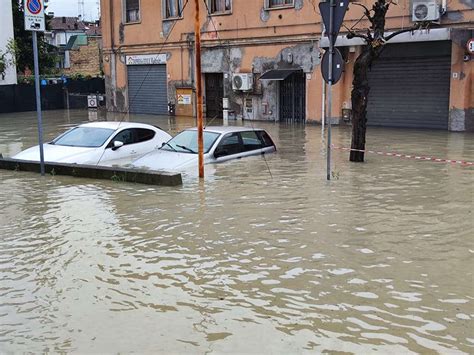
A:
[136,128,156,143]
[162,130,220,154]
[256,130,275,148]
[215,132,242,157]
[52,127,115,148]
[112,129,135,146]
[241,131,263,152]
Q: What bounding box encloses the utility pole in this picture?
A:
[194,0,204,179]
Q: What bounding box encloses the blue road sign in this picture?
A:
[27,0,42,15]
[319,0,350,46]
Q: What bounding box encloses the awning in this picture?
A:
[259,69,300,81]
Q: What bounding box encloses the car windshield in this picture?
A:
[52,127,115,148]
[162,130,220,154]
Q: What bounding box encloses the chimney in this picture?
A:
[62,16,66,23]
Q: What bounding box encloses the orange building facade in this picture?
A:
[101,0,473,131]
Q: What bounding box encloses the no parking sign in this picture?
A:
[24,0,45,32]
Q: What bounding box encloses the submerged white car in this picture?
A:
[132,126,276,172]
[13,122,172,166]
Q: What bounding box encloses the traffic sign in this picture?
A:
[321,48,344,85]
[24,0,45,32]
[319,0,350,46]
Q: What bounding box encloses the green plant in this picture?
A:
[111,172,125,183]
[0,46,15,81]
[331,170,341,180]
[0,53,6,80]
[50,168,56,176]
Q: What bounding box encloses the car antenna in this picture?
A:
[203,112,219,129]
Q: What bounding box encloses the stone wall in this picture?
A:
[63,37,102,77]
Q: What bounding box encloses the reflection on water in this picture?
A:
[0,110,473,353]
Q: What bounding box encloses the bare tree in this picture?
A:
[347,0,421,162]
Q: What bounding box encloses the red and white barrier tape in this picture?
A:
[331,146,474,167]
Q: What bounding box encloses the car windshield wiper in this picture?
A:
[176,144,197,154]
[162,142,177,152]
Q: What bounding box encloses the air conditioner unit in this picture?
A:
[232,73,253,91]
[412,0,440,22]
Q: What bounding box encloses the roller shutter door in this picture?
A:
[367,41,451,129]
[127,64,168,115]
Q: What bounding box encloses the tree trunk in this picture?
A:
[350,46,374,162]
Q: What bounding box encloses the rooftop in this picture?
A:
[49,17,87,31]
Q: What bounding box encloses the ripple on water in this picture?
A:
[0,112,473,353]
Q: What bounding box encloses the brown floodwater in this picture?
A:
[0,109,473,353]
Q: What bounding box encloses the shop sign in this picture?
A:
[126,54,167,65]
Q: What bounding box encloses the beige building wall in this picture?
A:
[101,0,473,130]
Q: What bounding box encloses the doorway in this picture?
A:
[279,71,306,123]
[205,73,224,119]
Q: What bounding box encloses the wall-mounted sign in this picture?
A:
[467,39,474,54]
[24,0,45,32]
[177,94,191,105]
[126,54,167,65]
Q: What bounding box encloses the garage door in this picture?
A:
[127,64,168,115]
[367,41,451,129]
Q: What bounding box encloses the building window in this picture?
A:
[265,0,294,8]
[209,0,232,14]
[124,0,140,23]
[164,0,183,19]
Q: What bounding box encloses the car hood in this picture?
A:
[12,144,98,164]
[132,149,201,171]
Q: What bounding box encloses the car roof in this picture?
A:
[186,126,267,134]
[79,121,159,131]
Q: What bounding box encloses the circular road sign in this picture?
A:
[321,48,345,85]
[27,0,42,15]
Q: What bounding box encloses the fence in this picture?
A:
[0,78,105,114]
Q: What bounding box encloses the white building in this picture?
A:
[0,0,17,85]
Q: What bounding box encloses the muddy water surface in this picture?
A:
[0,110,473,353]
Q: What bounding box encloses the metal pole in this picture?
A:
[33,32,45,176]
[327,0,334,181]
[194,0,204,179]
[321,79,326,128]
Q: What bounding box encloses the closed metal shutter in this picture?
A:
[367,41,451,129]
[127,64,168,115]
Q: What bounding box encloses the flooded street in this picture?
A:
[0,110,473,353]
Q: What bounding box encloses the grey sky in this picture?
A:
[46,0,100,21]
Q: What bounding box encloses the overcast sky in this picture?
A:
[46,0,100,21]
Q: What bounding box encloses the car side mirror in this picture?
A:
[112,140,124,151]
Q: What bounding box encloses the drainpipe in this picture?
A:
[441,0,447,14]
[110,0,117,110]
[189,37,196,117]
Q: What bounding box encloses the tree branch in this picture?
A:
[351,2,373,21]
[384,25,421,42]
[347,32,370,42]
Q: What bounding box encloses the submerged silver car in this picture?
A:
[132,126,276,172]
